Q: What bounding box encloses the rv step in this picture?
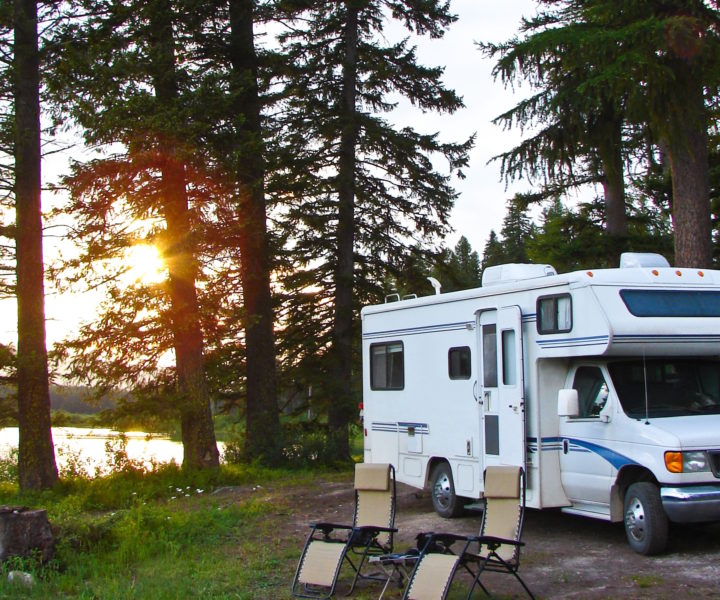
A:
[463,502,485,512]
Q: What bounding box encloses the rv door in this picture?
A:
[478,306,526,471]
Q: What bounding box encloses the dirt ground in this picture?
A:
[283,477,720,599]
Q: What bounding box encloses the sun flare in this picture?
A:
[123,244,166,285]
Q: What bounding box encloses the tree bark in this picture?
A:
[148,0,219,469]
[13,0,58,490]
[665,70,711,268]
[596,112,627,239]
[228,0,281,464]
[328,1,360,462]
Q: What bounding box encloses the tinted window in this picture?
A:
[502,329,517,385]
[482,324,498,387]
[609,359,720,418]
[572,366,609,418]
[537,294,572,334]
[370,342,404,390]
[448,346,471,380]
[620,289,720,317]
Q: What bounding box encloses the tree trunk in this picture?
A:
[13,0,58,490]
[328,2,360,462]
[665,70,711,268]
[596,113,627,239]
[228,0,281,464]
[148,0,219,469]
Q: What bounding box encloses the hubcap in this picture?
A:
[434,472,452,509]
[625,496,646,542]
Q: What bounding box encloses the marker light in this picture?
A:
[699,271,705,277]
[652,270,659,276]
[676,270,682,277]
[665,451,709,473]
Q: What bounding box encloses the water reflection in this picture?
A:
[0,427,209,475]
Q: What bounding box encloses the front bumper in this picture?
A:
[660,484,720,522]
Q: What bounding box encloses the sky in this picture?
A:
[1,0,540,350]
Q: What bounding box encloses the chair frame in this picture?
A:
[462,466,533,599]
[291,464,397,599]
[400,466,534,600]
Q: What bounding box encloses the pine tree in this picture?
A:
[432,236,481,292]
[225,0,281,464]
[51,0,221,468]
[480,2,630,239]
[275,1,471,459]
[12,0,58,489]
[483,0,720,267]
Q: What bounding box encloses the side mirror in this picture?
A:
[558,389,579,417]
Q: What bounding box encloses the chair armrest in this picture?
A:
[309,522,353,535]
[416,531,471,553]
[353,525,398,535]
[468,535,525,550]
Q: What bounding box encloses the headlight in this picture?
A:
[664,451,710,473]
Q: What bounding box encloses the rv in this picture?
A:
[360,253,720,554]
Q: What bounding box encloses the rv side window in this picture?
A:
[448,346,471,380]
[482,324,498,387]
[537,294,572,334]
[572,366,609,418]
[502,330,517,385]
[370,342,404,390]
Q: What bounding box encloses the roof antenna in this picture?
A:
[427,277,442,295]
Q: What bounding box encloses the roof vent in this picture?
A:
[619,253,670,269]
[481,263,557,287]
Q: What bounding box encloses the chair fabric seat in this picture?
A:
[298,541,347,587]
[291,463,397,599]
[398,466,534,600]
[406,553,460,600]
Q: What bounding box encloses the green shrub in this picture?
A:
[0,446,18,483]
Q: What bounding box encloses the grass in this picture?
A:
[0,461,351,599]
[0,425,369,598]
[630,574,663,589]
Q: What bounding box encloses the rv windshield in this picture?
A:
[608,359,720,419]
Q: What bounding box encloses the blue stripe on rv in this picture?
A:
[538,436,638,470]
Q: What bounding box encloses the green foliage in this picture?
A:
[482,188,675,273]
[481,0,720,265]
[274,1,472,439]
[0,459,358,598]
[0,446,18,483]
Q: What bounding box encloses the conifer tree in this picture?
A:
[224,0,281,464]
[275,1,471,459]
[52,0,220,468]
[12,0,58,489]
[483,0,720,267]
[432,236,481,292]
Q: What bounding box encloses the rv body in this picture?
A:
[360,255,720,553]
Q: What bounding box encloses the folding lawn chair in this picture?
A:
[291,463,397,599]
[401,465,534,600]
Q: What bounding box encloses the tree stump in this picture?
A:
[0,507,54,562]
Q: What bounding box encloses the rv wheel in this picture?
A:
[430,462,464,518]
[623,482,668,555]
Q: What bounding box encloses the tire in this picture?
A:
[623,482,669,555]
[430,462,465,518]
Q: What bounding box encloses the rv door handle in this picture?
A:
[473,380,478,402]
[562,439,569,454]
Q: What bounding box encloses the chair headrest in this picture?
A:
[355,463,390,491]
[484,466,521,498]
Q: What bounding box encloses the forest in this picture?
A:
[1,0,719,492]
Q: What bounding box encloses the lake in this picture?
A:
[0,427,223,475]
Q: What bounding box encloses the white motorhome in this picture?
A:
[360,253,720,554]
